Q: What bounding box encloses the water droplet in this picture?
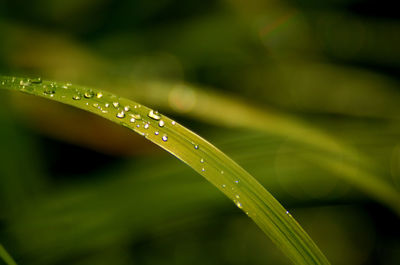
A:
[113,102,120,108]
[201,167,205,172]
[130,113,141,120]
[222,184,226,188]
[235,194,240,199]
[136,124,140,128]
[93,103,99,107]
[19,79,30,86]
[234,180,240,184]
[84,90,94,98]
[171,121,176,125]
[236,201,243,209]
[162,135,168,142]
[158,120,165,127]
[116,111,125,118]
[30,77,42,84]
[144,123,149,129]
[148,110,161,120]
[43,85,56,95]
[221,170,224,174]
[194,144,199,150]
[200,158,204,163]
[105,103,110,108]
[124,106,130,112]
[130,118,135,123]
[155,131,159,135]
[96,92,103,98]
[72,94,81,100]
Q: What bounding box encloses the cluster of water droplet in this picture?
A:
[4,76,250,214]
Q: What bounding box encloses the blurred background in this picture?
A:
[0,0,400,264]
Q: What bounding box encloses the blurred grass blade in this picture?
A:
[122,81,400,215]
[0,244,17,265]
[305,153,400,215]
[0,76,329,265]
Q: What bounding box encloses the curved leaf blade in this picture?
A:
[0,76,329,265]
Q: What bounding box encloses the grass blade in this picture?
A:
[120,81,400,215]
[0,76,329,265]
[0,244,17,265]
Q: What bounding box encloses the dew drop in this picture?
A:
[234,180,240,184]
[162,135,168,142]
[201,167,205,172]
[130,118,135,123]
[236,201,243,209]
[96,92,103,98]
[171,121,176,125]
[93,103,99,107]
[200,158,204,163]
[155,131,159,135]
[194,144,199,150]
[116,111,125,118]
[113,102,120,108]
[30,77,42,84]
[105,103,110,108]
[144,123,149,129]
[158,120,165,127]
[72,94,81,100]
[43,85,56,95]
[148,110,161,120]
[84,90,94,98]
[124,106,130,112]
[130,114,141,120]
[222,184,226,188]
[235,194,240,199]
[20,80,30,86]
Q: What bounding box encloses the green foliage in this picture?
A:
[0,245,17,265]
[0,76,330,265]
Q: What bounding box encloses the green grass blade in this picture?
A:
[121,81,400,215]
[0,244,17,265]
[0,76,329,265]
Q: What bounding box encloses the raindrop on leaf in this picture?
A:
[84,90,94,98]
[30,77,42,84]
[148,110,161,120]
[116,111,125,118]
